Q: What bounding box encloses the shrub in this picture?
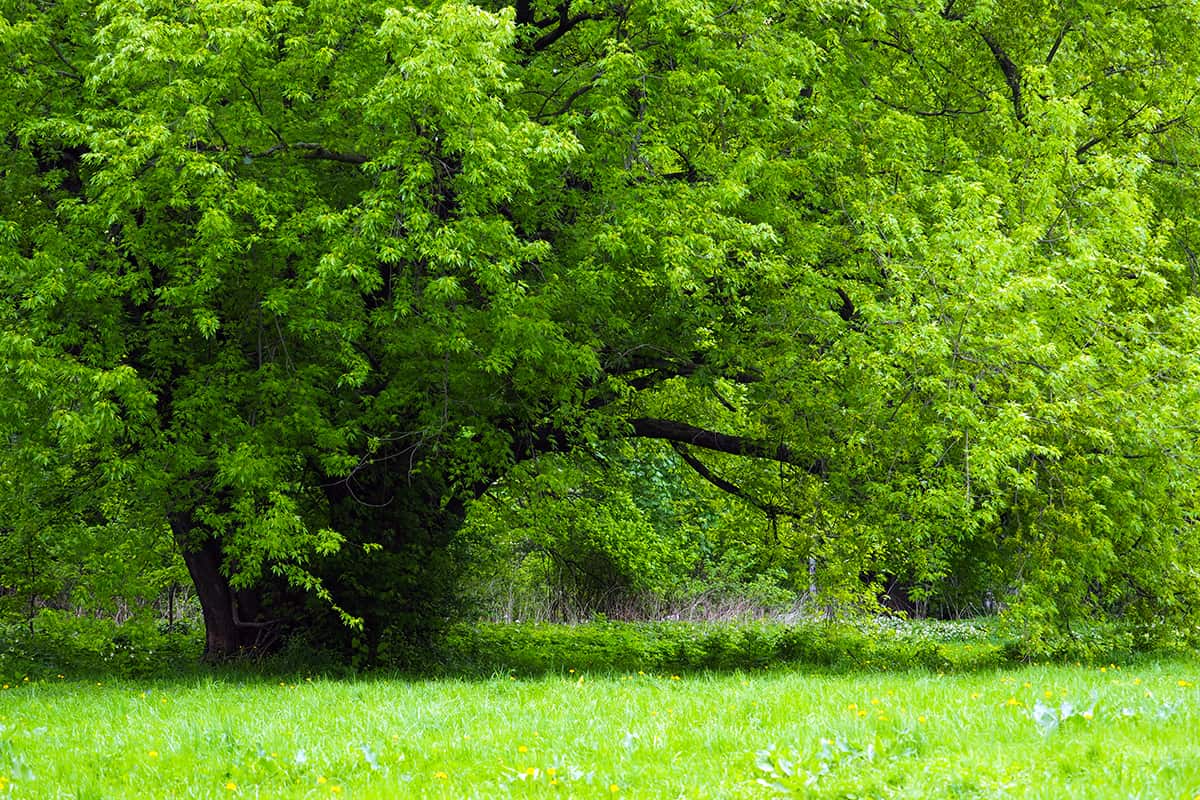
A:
[393,618,1033,676]
[0,611,202,681]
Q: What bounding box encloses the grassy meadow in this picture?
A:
[2,660,1200,798]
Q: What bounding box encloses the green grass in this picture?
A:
[2,660,1200,798]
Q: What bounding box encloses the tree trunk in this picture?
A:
[170,514,262,660]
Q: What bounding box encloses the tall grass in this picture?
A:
[2,659,1199,797]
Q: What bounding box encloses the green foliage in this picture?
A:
[3,0,1200,653]
[455,443,799,621]
[0,612,202,682]
[414,620,1016,675]
[412,616,1189,676]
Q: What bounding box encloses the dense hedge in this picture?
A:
[385,620,1011,675]
[0,611,203,681]
[2,613,1171,682]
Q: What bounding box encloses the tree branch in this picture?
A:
[1045,22,1071,66]
[291,142,370,164]
[604,352,763,384]
[250,142,370,164]
[671,443,803,519]
[628,417,795,464]
[979,31,1025,124]
[532,4,599,52]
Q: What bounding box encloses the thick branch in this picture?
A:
[1045,22,1071,66]
[605,353,763,384]
[980,31,1025,124]
[251,142,370,164]
[532,4,599,52]
[628,417,794,463]
[514,0,534,25]
[292,142,370,164]
[671,443,802,520]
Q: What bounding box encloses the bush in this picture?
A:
[0,611,202,681]
[390,618,1034,676]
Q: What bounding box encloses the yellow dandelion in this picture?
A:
[848,703,858,710]
[547,768,557,777]
[434,771,448,780]
[225,782,237,792]
[1081,711,1093,720]
[317,777,327,785]
[1044,690,1053,699]
[1006,697,1019,707]
[970,692,980,700]
[518,745,529,753]
[550,779,559,785]
[610,784,620,793]
[1178,679,1193,687]
[1022,682,1031,689]
[331,787,342,795]
[671,675,681,681]
[857,710,868,717]
[917,715,927,723]
[525,767,537,776]
[148,750,158,758]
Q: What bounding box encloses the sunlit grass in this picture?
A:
[2,660,1200,797]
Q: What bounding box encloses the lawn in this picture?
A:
[2,660,1199,798]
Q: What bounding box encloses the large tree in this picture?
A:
[3,0,1200,658]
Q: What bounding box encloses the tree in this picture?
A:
[3,0,1200,658]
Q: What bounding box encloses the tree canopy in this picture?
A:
[4,0,1200,658]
